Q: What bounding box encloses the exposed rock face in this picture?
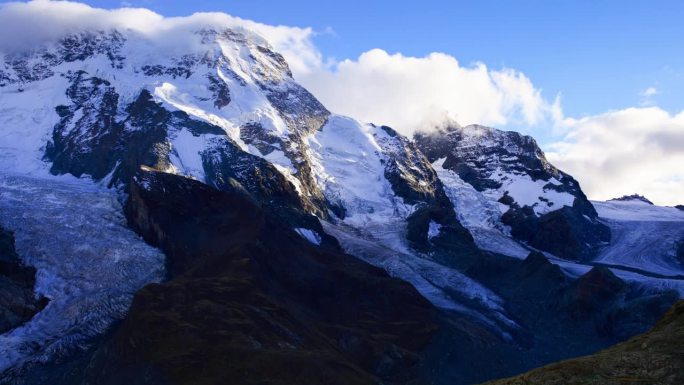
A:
[482,300,684,385]
[0,225,48,333]
[374,125,476,254]
[70,169,436,385]
[415,124,610,260]
[609,194,654,205]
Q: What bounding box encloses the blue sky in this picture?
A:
[67,0,684,120]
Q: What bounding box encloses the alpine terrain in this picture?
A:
[0,12,682,385]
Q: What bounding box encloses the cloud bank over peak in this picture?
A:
[0,0,322,75]
[547,107,684,206]
[297,49,561,137]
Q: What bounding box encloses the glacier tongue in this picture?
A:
[592,200,684,277]
[0,173,165,374]
[322,221,520,340]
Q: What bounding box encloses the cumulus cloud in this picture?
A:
[546,107,684,206]
[297,49,561,136]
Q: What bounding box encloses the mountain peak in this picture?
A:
[609,194,654,205]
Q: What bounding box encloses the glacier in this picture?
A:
[0,173,165,374]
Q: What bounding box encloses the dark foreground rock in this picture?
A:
[55,169,436,385]
[0,225,48,333]
[482,300,684,385]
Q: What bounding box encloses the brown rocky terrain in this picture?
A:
[0,223,48,333]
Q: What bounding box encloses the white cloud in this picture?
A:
[547,107,684,206]
[296,49,560,137]
[639,86,659,106]
[642,86,658,97]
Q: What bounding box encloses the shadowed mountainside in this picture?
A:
[45,169,438,385]
[481,300,684,385]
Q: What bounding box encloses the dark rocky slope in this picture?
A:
[417,252,678,385]
[51,169,436,385]
[482,299,684,385]
[0,225,48,333]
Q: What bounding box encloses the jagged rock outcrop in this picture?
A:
[482,300,684,385]
[0,224,48,333]
[65,169,437,385]
[609,194,654,205]
[415,124,610,260]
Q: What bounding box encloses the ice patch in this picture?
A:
[295,228,322,245]
[169,129,213,181]
[486,171,575,215]
[428,221,441,239]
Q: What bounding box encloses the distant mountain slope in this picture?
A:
[482,300,684,385]
[415,124,610,261]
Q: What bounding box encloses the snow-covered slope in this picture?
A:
[432,157,531,258]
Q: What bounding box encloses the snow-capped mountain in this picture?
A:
[0,22,682,385]
[0,26,492,375]
[414,124,610,261]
